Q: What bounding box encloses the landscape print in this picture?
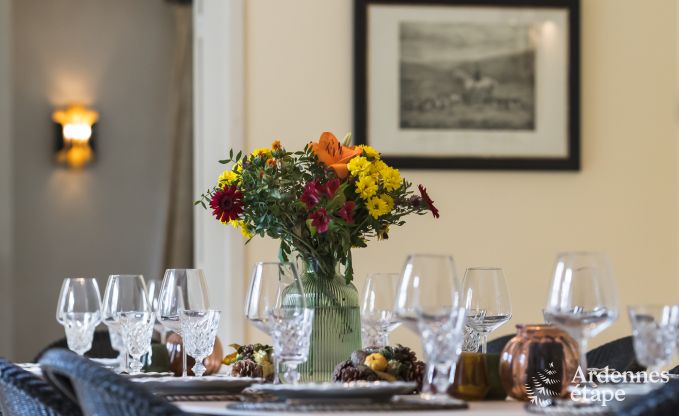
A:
[399,21,536,130]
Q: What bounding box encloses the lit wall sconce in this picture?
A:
[52,104,99,168]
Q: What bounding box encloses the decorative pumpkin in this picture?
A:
[166,332,223,376]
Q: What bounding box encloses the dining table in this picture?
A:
[174,399,530,415]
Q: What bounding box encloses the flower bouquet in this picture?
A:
[198,132,438,381]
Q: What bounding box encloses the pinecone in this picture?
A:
[408,360,426,393]
[333,360,362,382]
[356,364,379,382]
[232,359,263,378]
[237,344,255,361]
[392,345,417,364]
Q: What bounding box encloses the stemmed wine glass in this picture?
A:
[396,254,466,400]
[156,269,210,377]
[102,274,151,374]
[628,305,679,375]
[245,262,301,383]
[462,267,512,354]
[181,309,221,377]
[544,252,618,379]
[56,277,102,355]
[146,278,169,343]
[264,272,313,385]
[361,273,401,348]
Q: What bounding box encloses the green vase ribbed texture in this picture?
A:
[291,259,361,382]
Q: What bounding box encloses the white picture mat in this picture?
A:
[367,4,569,159]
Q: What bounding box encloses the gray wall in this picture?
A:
[11,0,177,361]
[0,0,13,358]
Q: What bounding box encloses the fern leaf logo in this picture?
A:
[524,361,562,407]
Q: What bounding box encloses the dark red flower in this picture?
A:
[417,185,439,218]
[310,208,331,233]
[320,178,341,198]
[301,180,321,209]
[336,201,356,224]
[210,185,244,222]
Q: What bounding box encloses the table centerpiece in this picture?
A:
[197,132,439,381]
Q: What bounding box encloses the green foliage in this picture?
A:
[196,141,436,282]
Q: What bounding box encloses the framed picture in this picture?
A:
[354,0,580,170]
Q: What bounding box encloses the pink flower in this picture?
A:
[320,178,341,198]
[310,208,331,233]
[300,180,321,209]
[417,185,439,218]
[336,201,356,224]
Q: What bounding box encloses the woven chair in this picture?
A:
[484,334,515,354]
[586,336,645,372]
[33,330,117,363]
[0,358,82,416]
[39,349,186,416]
[615,379,679,416]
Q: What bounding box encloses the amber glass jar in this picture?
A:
[499,324,578,401]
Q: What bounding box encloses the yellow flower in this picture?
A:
[380,166,402,191]
[367,196,389,219]
[358,145,380,160]
[379,194,394,211]
[252,147,273,158]
[355,175,378,200]
[228,220,253,239]
[347,156,371,177]
[234,161,243,173]
[218,170,238,188]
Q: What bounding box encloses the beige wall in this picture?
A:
[243,0,679,352]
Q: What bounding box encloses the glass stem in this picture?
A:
[578,337,588,375]
[421,362,435,394]
[480,333,489,354]
[272,353,280,384]
[378,331,389,348]
[432,364,451,397]
[182,345,188,377]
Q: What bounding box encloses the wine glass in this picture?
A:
[102,274,149,372]
[361,273,401,348]
[268,307,314,384]
[628,305,679,375]
[396,254,465,400]
[119,311,154,374]
[156,269,210,377]
[146,278,169,343]
[544,252,618,378]
[245,262,302,383]
[181,309,221,376]
[462,267,512,353]
[56,277,102,355]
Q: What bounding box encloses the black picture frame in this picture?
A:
[353,0,581,170]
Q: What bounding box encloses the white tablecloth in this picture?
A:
[175,399,529,415]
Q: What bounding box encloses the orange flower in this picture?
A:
[309,132,362,179]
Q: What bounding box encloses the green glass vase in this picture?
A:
[293,259,361,382]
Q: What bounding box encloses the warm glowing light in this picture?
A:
[52,104,99,168]
[62,123,93,142]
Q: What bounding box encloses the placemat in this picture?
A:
[226,399,468,413]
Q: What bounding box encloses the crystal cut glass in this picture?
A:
[269,308,314,384]
[628,305,679,374]
[119,311,154,374]
[180,309,221,377]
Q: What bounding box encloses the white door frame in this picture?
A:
[0,0,13,358]
[192,0,246,344]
